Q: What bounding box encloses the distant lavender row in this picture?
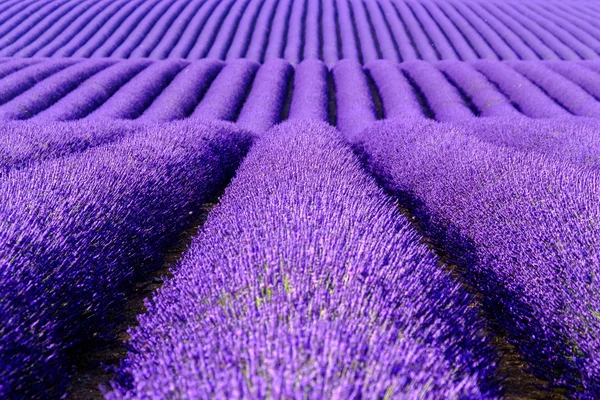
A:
[0,121,253,398]
[354,119,600,398]
[0,0,597,62]
[0,58,598,130]
[107,120,498,399]
[449,116,600,168]
[0,119,137,177]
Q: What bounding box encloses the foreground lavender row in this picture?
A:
[0,58,600,131]
[0,121,252,398]
[354,119,600,398]
[107,121,498,399]
[0,0,597,63]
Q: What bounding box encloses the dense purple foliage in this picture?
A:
[0,58,76,106]
[191,59,258,121]
[1,0,600,397]
[472,60,570,118]
[0,58,114,120]
[0,59,596,129]
[450,116,600,168]
[332,60,377,139]
[400,60,474,121]
[0,0,595,62]
[107,120,497,399]
[0,119,137,176]
[33,59,151,121]
[288,60,329,122]
[366,60,424,119]
[354,119,600,398]
[508,61,600,117]
[437,60,520,118]
[236,59,293,133]
[545,61,600,100]
[0,120,253,398]
[89,60,186,120]
[138,60,224,122]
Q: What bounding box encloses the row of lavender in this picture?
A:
[2,111,599,398]
[0,116,502,398]
[0,120,253,397]
[351,118,600,398]
[104,120,500,399]
[103,114,600,399]
[0,0,597,63]
[1,58,600,129]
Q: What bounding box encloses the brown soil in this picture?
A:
[494,334,567,400]
[65,204,215,400]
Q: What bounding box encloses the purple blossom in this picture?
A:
[138,60,224,122]
[508,61,600,117]
[366,60,425,119]
[236,59,293,133]
[449,116,600,168]
[437,60,520,118]
[0,119,138,176]
[354,118,600,398]
[0,58,114,120]
[0,120,253,398]
[332,59,377,139]
[471,60,569,118]
[190,59,259,121]
[89,59,187,120]
[288,60,329,122]
[33,59,151,121]
[107,120,498,400]
[0,0,596,61]
[400,60,474,121]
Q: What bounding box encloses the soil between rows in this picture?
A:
[66,204,215,399]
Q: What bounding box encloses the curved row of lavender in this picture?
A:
[0,0,597,62]
[0,119,138,176]
[0,58,599,129]
[0,121,253,398]
[449,117,600,169]
[106,120,498,399]
[353,119,600,398]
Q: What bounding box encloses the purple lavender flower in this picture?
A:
[0,120,253,398]
[354,118,600,397]
[107,120,498,399]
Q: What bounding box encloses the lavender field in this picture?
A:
[0,0,599,399]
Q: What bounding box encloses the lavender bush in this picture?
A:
[0,119,138,176]
[508,61,600,117]
[89,59,186,120]
[332,60,377,139]
[450,116,600,168]
[107,120,498,399]
[138,60,224,122]
[0,0,596,61]
[0,59,597,126]
[190,59,258,121]
[366,60,424,119]
[0,58,114,120]
[0,120,253,398]
[472,60,569,118]
[354,119,600,398]
[236,59,293,133]
[400,60,474,121]
[33,59,151,121]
